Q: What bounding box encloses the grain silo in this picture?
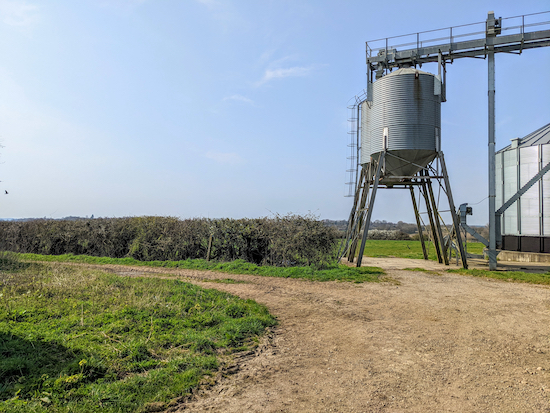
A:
[496,123,550,253]
[361,68,441,176]
[341,64,467,268]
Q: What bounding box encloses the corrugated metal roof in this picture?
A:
[497,122,550,153]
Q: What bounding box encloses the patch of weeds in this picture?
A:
[447,268,550,285]
[0,251,30,272]
[0,263,276,412]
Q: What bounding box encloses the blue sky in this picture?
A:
[0,0,548,225]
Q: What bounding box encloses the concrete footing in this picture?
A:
[495,250,550,263]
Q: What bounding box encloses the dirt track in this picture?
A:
[97,259,550,412]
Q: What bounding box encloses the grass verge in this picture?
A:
[0,254,276,412]
[17,253,385,283]
[446,268,550,285]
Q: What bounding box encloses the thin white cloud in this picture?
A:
[205,151,243,165]
[0,0,39,27]
[256,66,313,87]
[223,94,254,105]
[258,50,276,65]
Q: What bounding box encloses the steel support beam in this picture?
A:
[427,178,449,265]
[347,168,371,262]
[487,13,498,270]
[420,176,443,264]
[410,185,429,260]
[339,167,365,260]
[463,223,489,247]
[356,152,385,267]
[439,152,468,269]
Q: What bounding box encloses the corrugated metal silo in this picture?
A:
[496,123,550,252]
[361,67,441,176]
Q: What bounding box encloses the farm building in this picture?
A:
[496,122,550,253]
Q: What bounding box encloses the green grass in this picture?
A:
[463,243,485,255]
[17,253,385,283]
[352,240,485,260]
[446,268,550,285]
[0,255,276,412]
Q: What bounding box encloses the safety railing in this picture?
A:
[366,11,550,59]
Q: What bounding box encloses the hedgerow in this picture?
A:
[0,214,338,267]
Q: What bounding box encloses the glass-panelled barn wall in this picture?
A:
[496,144,550,237]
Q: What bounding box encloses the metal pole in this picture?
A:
[488,19,497,270]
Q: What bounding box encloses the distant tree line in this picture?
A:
[0,215,338,267]
[322,219,418,234]
[323,219,488,242]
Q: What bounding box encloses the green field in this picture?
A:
[352,240,485,260]
[0,253,276,412]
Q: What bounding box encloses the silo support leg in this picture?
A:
[356,152,385,268]
[339,168,366,261]
[439,152,468,269]
[347,166,372,262]
[421,178,443,263]
[427,179,449,265]
[344,168,366,239]
[410,185,428,260]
